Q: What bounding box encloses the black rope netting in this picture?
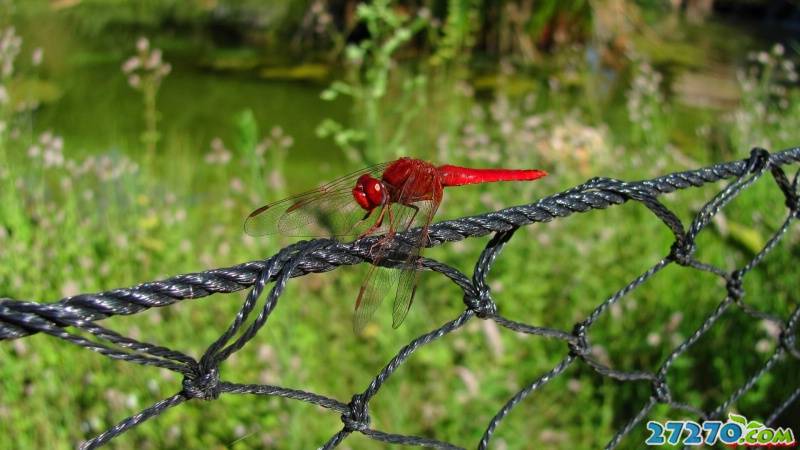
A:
[1,147,799,449]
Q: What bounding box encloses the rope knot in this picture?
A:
[726,270,745,300]
[182,367,221,400]
[464,288,497,319]
[342,394,370,432]
[747,147,771,173]
[652,377,672,404]
[669,239,695,266]
[568,322,590,357]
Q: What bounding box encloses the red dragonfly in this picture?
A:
[245,157,547,333]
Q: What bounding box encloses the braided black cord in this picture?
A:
[0,146,796,449]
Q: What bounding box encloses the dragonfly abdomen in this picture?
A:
[437,165,547,187]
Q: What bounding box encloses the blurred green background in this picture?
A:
[1,0,799,448]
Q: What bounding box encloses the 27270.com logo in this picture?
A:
[645,414,795,446]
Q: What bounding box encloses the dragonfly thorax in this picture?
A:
[352,174,388,211]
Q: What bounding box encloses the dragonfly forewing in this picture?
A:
[245,162,392,237]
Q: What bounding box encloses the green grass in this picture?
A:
[1,4,800,450]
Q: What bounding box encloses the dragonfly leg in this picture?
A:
[343,209,373,235]
[386,205,396,236]
[358,204,389,239]
[405,204,419,230]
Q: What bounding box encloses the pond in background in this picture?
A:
[12,10,350,190]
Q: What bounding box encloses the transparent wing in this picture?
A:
[353,263,395,334]
[246,190,369,237]
[244,162,392,237]
[391,200,438,329]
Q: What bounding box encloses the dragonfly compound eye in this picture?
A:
[353,174,384,211]
[366,179,386,207]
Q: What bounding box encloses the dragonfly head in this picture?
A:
[353,174,387,211]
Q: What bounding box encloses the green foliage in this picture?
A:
[429,0,480,66]
[731,44,800,151]
[317,0,429,165]
[121,37,171,158]
[625,55,671,151]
